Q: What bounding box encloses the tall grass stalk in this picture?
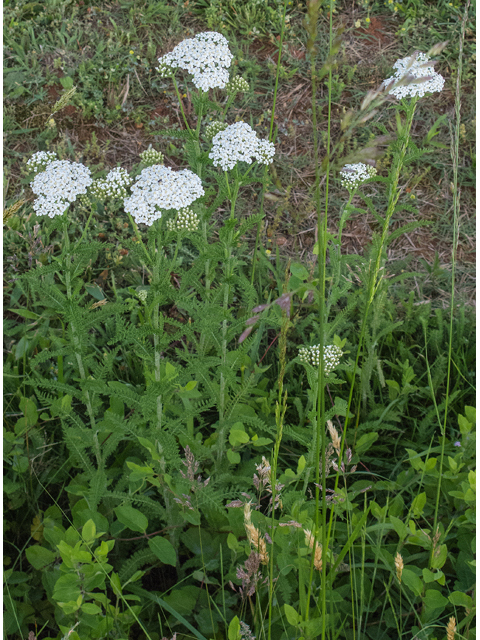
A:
[431,0,470,566]
[300,0,334,636]
[250,0,289,288]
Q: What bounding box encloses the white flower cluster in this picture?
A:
[340,163,377,190]
[298,343,343,375]
[156,31,233,91]
[384,52,445,99]
[140,145,165,166]
[26,151,58,174]
[166,207,200,232]
[225,76,250,95]
[209,122,276,171]
[30,160,92,218]
[205,120,228,141]
[137,290,148,303]
[90,168,133,200]
[123,165,204,226]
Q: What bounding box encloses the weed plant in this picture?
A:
[3,1,475,639]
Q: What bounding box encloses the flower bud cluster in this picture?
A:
[298,343,343,375]
[30,159,92,218]
[205,120,228,141]
[90,168,133,200]
[137,290,148,303]
[156,31,233,91]
[123,165,204,226]
[140,145,165,166]
[166,207,200,232]
[384,52,445,99]
[339,163,377,190]
[26,151,58,175]
[225,76,250,95]
[209,121,275,171]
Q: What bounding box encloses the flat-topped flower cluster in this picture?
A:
[209,122,275,171]
[123,165,204,226]
[298,343,343,375]
[30,157,92,218]
[340,163,377,190]
[384,52,445,99]
[156,31,233,91]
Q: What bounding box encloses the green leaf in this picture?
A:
[7,308,39,320]
[85,284,105,300]
[424,589,448,612]
[430,544,448,570]
[252,437,272,447]
[411,491,427,517]
[227,449,241,464]
[448,591,473,608]
[228,616,241,640]
[81,602,102,615]
[284,603,300,626]
[402,568,423,597]
[114,505,148,533]
[148,536,176,566]
[229,424,249,446]
[290,262,310,281]
[355,432,378,455]
[25,545,56,570]
[389,516,408,541]
[81,519,96,543]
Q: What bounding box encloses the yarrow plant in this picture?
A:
[339,162,377,190]
[384,51,445,99]
[205,120,228,142]
[209,121,275,171]
[123,165,204,226]
[166,207,199,232]
[90,167,133,200]
[30,160,92,218]
[156,31,234,91]
[139,144,165,166]
[26,150,57,174]
[298,343,343,375]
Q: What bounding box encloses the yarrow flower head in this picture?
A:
[383,51,445,99]
[123,165,204,226]
[298,343,343,375]
[209,121,275,171]
[225,75,250,95]
[30,160,92,218]
[166,207,199,232]
[26,151,58,175]
[156,31,233,91]
[205,120,228,142]
[137,289,148,303]
[90,167,133,200]
[140,145,165,166]
[340,163,377,190]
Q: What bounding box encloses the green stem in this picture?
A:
[152,232,163,431]
[217,171,240,463]
[62,214,96,430]
[171,76,192,135]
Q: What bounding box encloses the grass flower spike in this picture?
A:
[31,159,92,218]
[156,31,233,91]
[209,121,275,171]
[340,163,377,190]
[123,165,204,226]
[384,52,445,99]
[304,529,323,571]
[395,552,404,583]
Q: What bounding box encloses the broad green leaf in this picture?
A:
[148,536,176,566]
[290,262,310,280]
[448,591,473,608]
[252,437,272,447]
[411,492,427,517]
[114,505,148,533]
[8,308,39,320]
[430,543,448,570]
[81,602,102,615]
[229,429,249,446]
[227,449,241,464]
[228,616,241,640]
[81,519,96,543]
[25,545,56,570]
[284,603,300,626]
[389,516,408,541]
[402,568,423,597]
[355,432,378,455]
[424,589,448,612]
